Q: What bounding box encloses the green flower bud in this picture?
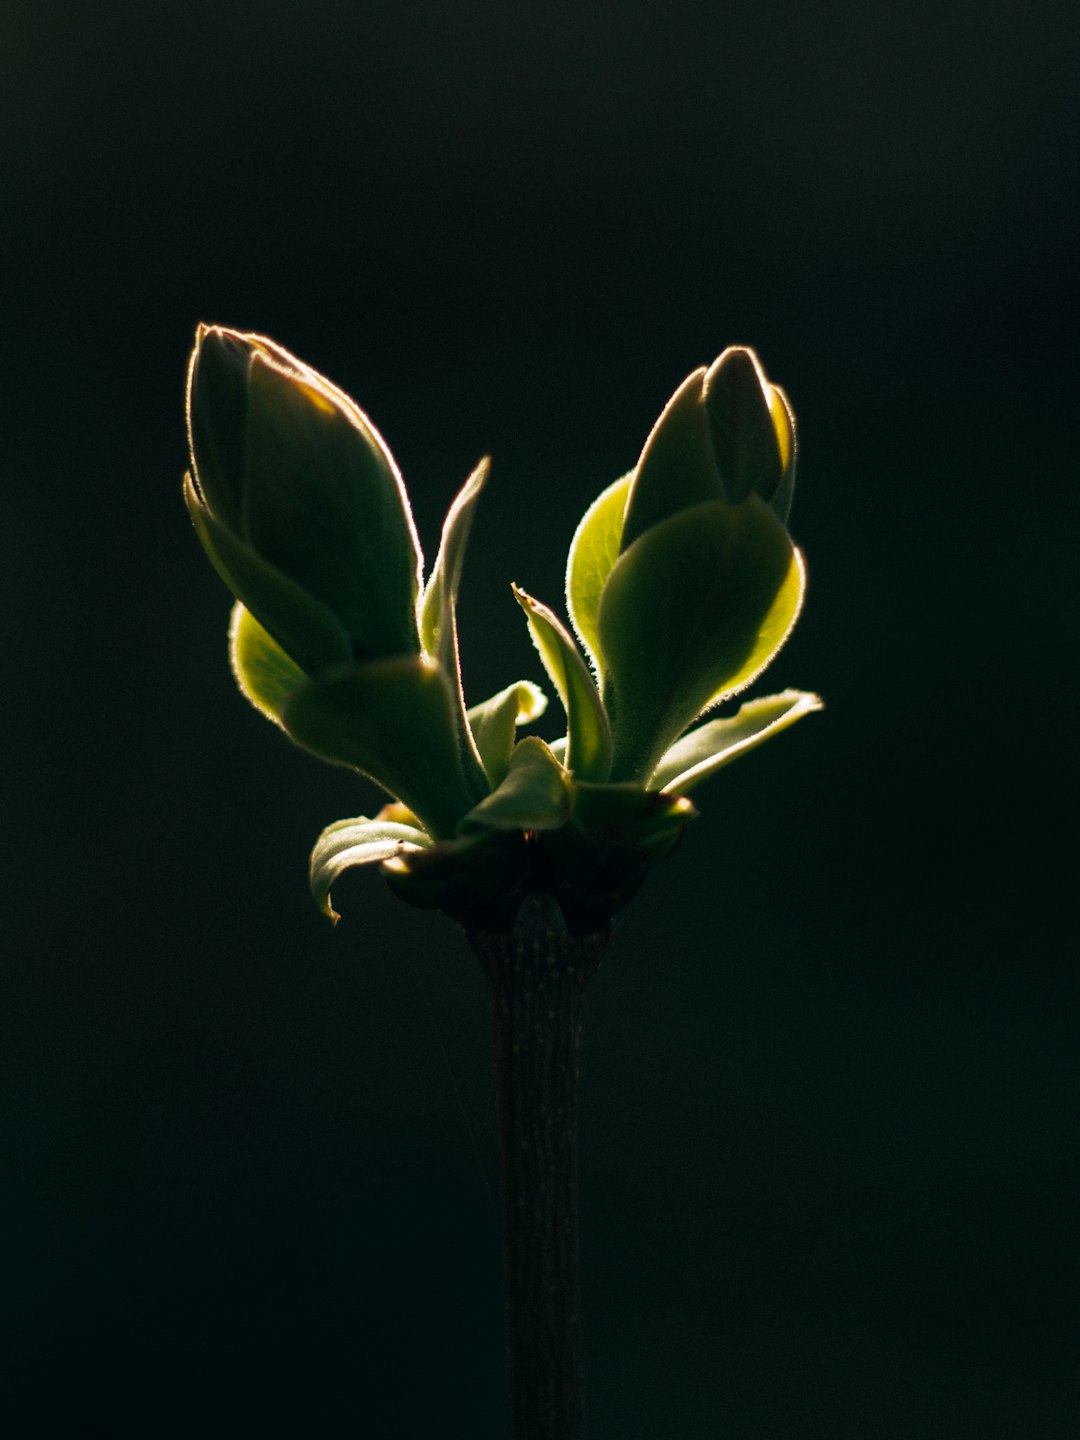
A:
[184,325,424,677]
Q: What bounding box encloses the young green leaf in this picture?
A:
[420,460,487,658]
[649,690,823,793]
[702,348,785,507]
[466,680,548,787]
[228,602,309,729]
[597,497,805,782]
[184,472,353,677]
[565,471,632,674]
[310,815,431,922]
[767,384,797,525]
[282,656,478,840]
[618,350,797,553]
[457,736,571,835]
[619,368,719,552]
[513,585,613,782]
[419,459,491,797]
[186,326,251,535]
[242,352,424,659]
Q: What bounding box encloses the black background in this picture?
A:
[3,1,1077,1434]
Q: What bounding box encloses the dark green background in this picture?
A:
[3,0,1077,1434]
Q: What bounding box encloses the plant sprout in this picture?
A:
[183,326,820,1439]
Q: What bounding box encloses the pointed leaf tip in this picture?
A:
[702,346,784,506]
[513,584,613,782]
[242,351,424,659]
[467,679,549,787]
[620,367,716,552]
[650,689,823,793]
[420,457,490,661]
[418,459,491,799]
[565,471,632,675]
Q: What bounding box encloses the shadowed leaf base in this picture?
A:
[384,799,686,936]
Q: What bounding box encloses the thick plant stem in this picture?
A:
[468,894,609,1440]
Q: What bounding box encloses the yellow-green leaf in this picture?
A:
[597,497,805,782]
[513,584,612,781]
[565,471,632,674]
[457,736,571,834]
[767,384,797,524]
[282,656,477,840]
[228,602,309,729]
[418,459,491,798]
[420,459,488,663]
[466,680,548,787]
[649,690,822,792]
[310,815,431,922]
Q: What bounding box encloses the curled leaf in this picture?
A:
[619,368,717,551]
[310,815,431,922]
[242,351,424,658]
[467,680,548,786]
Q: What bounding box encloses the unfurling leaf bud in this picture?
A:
[566,347,807,783]
[703,347,795,519]
[185,325,424,676]
[183,329,818,932]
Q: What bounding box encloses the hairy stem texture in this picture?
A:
[469,894,609,1440]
